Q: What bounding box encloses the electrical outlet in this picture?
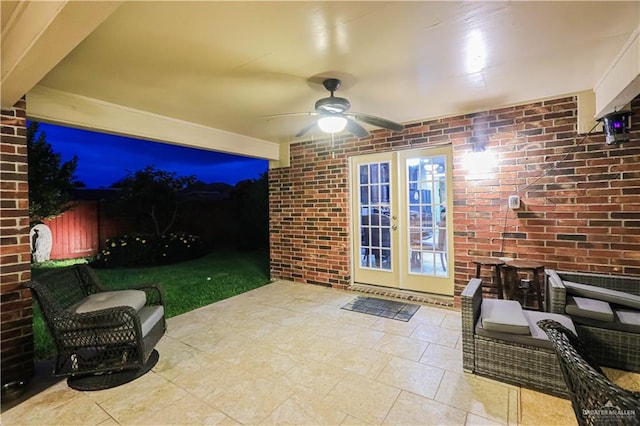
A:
[508,195,520,209]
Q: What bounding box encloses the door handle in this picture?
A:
[392,225,398,231]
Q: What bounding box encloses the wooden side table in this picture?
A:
[502,260,545,311]
[471,257,505,299]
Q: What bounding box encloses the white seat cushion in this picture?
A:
[481,299,530,335]
[566,296,614,322]
[476,311,576,350]
[138,306,165,336]
[615,309,640,333]
[70,290,146,314]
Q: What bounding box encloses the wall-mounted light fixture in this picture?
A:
[599,111,632,145]
[471,136,488,152]
[318,115,347,133]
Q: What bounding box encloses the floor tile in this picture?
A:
[441,311,463,330]
[376,356,445,399]
[603,367,640,391]
[253,305,311,327]
[241,346,303,381]
[261,393,348,425]
[411,322,461,347]
[383,391,467,425]
[324,372,401,425]
[419,342,464,373]
[96,373,188,424]
[276,356,348,396]
[97,417,120,426]
[411,306,447,326]
[139,394,228,425]
[300,335,354,364]
[465,412,505,425]
[171,361,249,400]
[2,380,81,418]
[373,332,429,361]
[153,337,221,381]
[3,393,108,426]
[329,344,393,378]
[166,313,210,339]
[340,415,372,425]
[370,316,420,337]
[519,388,576,426]
[205,373,294,424]
[435,371,512,424]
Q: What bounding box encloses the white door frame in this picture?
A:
[350,146,454,295]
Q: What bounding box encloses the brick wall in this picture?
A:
[0,98,34,385]
[269,94,640,303]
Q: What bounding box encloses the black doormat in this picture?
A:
[341,296,420,322]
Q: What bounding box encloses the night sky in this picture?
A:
[37,123,268,188]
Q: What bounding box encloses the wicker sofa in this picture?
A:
[462,278,571,398]
[546,269,640,373]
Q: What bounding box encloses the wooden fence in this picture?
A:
[43,200,132,259]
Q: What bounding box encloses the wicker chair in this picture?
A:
[461,278,569,398]
[538,320,640,426]
[546,269,640,372]
[25,264,166,390]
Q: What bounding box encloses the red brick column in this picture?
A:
[0,98,34,385]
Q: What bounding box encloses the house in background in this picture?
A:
[2,1,640,387]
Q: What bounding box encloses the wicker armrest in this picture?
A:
[131,283,165,307]
[545,270,567,314]
[461,278,483,372]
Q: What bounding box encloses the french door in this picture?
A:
[351,146,453,295]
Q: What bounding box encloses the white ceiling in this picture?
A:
[4,1,640,155]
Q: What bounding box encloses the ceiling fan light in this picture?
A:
[317,116,347,133]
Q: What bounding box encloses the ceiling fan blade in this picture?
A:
[346,118,370,138]
[347,112,404,132]
[295,121,318,138]
[262,112,318,119]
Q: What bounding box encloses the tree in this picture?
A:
[231,172,269,249]
[110,166,196,236]
[27,122,82,223]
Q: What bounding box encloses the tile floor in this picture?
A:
[3,280,639,425]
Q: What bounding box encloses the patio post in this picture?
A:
[0,96,34,391]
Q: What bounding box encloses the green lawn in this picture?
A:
[30,249,270,360]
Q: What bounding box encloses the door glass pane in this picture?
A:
[359,165,368,184]
[406,156,447,276]
[359,161,392,270]
[371,164,379,183]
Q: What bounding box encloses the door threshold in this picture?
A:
[348,283,454,309]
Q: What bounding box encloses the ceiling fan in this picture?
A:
[270,78,405,138]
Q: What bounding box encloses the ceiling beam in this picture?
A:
[27,85,280,161]
[1,0,122,109]
[594,24,640,118]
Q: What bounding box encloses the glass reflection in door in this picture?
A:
[406,156,447,276]
[359,162,391,270]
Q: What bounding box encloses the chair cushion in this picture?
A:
[563,281,640,310]
[481,299,530,335]
[615,309,640,333]
[69,290,146,314]
[565,296,614,322]
[476,311,576,350]
[138,305,164,336]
